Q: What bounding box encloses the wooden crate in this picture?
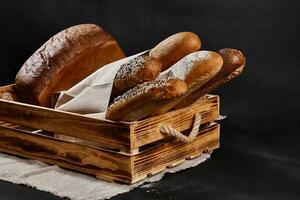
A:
[0,84,220,184]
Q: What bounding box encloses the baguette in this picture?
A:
[150,50,223,116]
[111,54,162,99]
[149,32,201,70]
[106,78,188,121]
[111,32,201,99]
[175,48,246,109]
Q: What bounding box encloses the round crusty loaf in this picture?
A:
[15,24,125,107]
[111,54,162,99]
[149,32,201,70]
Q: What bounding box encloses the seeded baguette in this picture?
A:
[111,54,162,99]
[149,32,201,70]
[175,48,246,109]
[106,78,188,121]
[110,32,200,100]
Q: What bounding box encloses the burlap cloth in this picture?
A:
[0,152,211,200]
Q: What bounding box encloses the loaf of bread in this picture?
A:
[175,48,246,109]
[15,24,125,107]
[107,51,223,121]
[110,32,201,100]
[106,78,188,121]
[111,54,162,99]
[149,32,201,70]
[149,50,223,116]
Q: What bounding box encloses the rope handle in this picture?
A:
[160,113,201,143]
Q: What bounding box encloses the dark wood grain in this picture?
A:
[0,123,219,184]
[0,125,133,183]
[0,85,131,152]
[132,95,219,148]
[132,123,220,182]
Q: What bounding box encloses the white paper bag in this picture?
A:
[55,51,148,119]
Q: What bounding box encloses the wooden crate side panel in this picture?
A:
[0,126,133,183]
[0,99,131,152]
[132,123,220,183]
[131,95,219,148]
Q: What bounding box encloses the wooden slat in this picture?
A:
[0,98,131,152]
[0,125,133,183]
[131,95,219,148]
[131,123,220,183]
[53,133,137,155]
[0,121,18,129]
[0,120,38,132]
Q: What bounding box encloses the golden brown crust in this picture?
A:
[111,55,162,99]
[175,48,246,109]
[15,24,125,107]
[218,48,245,73]
[151,51,223,115]
[184,51,224,87]
[149,32,201,70]
[106,78,187,121]
[107,51,223,121]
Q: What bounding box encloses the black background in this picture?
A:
[0,0,300,199]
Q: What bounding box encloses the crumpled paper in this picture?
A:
[55,50,148,119]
